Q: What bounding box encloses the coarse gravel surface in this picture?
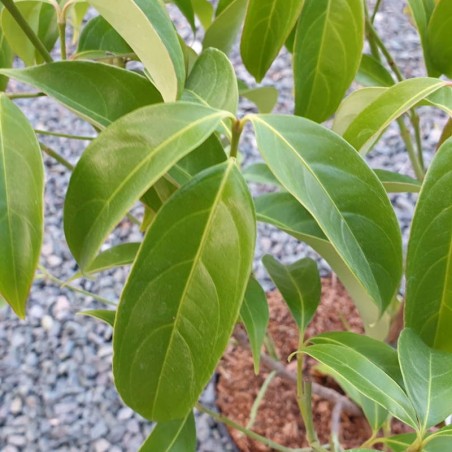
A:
[0,2,448,451]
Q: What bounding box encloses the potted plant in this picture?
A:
[0,0,451,450]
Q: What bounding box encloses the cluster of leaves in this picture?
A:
[0,0,451,450]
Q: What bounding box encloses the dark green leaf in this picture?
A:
[0,95,44,318]
[186,48,238,114]
[427,0,452,78]
[88,0,185,101]
[79,309,116,327]
[399,329,452,429]
[251,114,402,314]
[263,255,320,333]
[65,102,232,270]
[203,0,247,55]
[384,433,418,452]
[113,160,255,421]
[0,28,13,91]
[172,0,196,33]
[241,0,304,82]
[78,15,133,55]
[293,0,364,122]
[139,412,196,452]
[0,62,163,129]
[356,54,395,87]
[83,243,140,276]
[374,169,421,193]
[405,138,452,351]
[240,276,269,373]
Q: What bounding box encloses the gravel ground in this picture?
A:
[0,2,448,451]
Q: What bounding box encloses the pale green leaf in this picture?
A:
[373,169,421,193]
[64,102,232,270]
[356,54,395,87]
[293,0,364,122]
[113,160,256,421]
[342,78,447,154]
[186,48,238,114]
[0,62,162,129]
[239,86,279,114]
[240,276,269,374]
[88,0,185,101]
[421,86,452,116]
[203,0,247,55]
[0,95,44,318]
[241,0,304,82]
[427,0,452,78]
[399,328,452,430]
[192,0,213,29]
[79,309,116,327]
[405,138,452,351]
[251,114,402,313]
[67,1,89,44]
[263,255,320,334]
[140,412,196,451]
[243,162,281,187]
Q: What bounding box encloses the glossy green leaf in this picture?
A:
[332,87,387,136]
[239,85,279,114]
[293,0,364,122]
[140,412,196,452]
[186,48,238,114]
[399,328,452,430]
[240,276,269,373]
[374,169,421,193]
[78,15,133,55]
[88,0,185,101]
[407,0,439,76]
[251,114,402,313]
[263,255,320,333]
[65,102,231,270]
[1,1,58,66]
[172,0,196,32]
[216,0,234,16]
[0,32,12,92]
[423,426,452,451]
[356,54,395,87]
[113,160,256,421]
[422,86,452,116]
[192,0,213,29]
[427,0,452,78]
[254,192,390,339]
[304,343,418,428]
[405,138,452,351]
[141,177,178,225]
[0,62,162,129]
[241,0,304,82]
[384,433,418,452]
[203,0,247,55]
[243,162,281,187]
[0,95,44,319]
[342,78,447,154]
[79,309,116,327]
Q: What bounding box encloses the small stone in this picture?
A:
[8,435,26,447]
[127,419,140,434]
[41,315,54,331]
[10,397,22,415]
[53,296,71,319]
[117,407,133,421]
[3,446,19,452]
[47,255,63,267]
[94,438,111,452]
[90,420,108,440]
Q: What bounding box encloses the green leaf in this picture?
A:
[250,114,402,314]
[192,0,213,29]
[293,0,364,122]
[216,0,234,16]
[77,15,133,55]
[203,0,247,55]
[239,85,279,114]
[113,160,256,421]
[374,169,421,193]
[65,102,232,270]
[332,87,387,136]
[384,433,418,452]
[0,95,44,319]
[422,86,452,116]
[304,343,418,428]
[342,78,447,155]
[67,1,89,44]
[243,162,281,187]
[140,412,196,451]
[0,27,13,91]
[79,309,116,327]
[254,192,390,339]
[186,48,238,114]
[88,0,185,101]
[405,138,452,351]
[399,328,452,430]
[424,426,452,451]
[407,0,439,76]
[1,1,58,66]
[172,0,196,33]
[263,255,320,333]
[240,276,269,374]
[356,54,395,87]
[240,0,304,82]
[0,62,162,129]
[427,0,452,78]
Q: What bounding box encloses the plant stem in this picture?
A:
[196,403,311,452]
[371,0,383,23]
[230,119,244,158]
[0,0,53,63]
[37,265,117,307]
[58,20,67,60]
[397,117,425,180]
[36,129,94,141]
[246,370,276,429]
[7,92,46,100]
[39,142,142,226]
